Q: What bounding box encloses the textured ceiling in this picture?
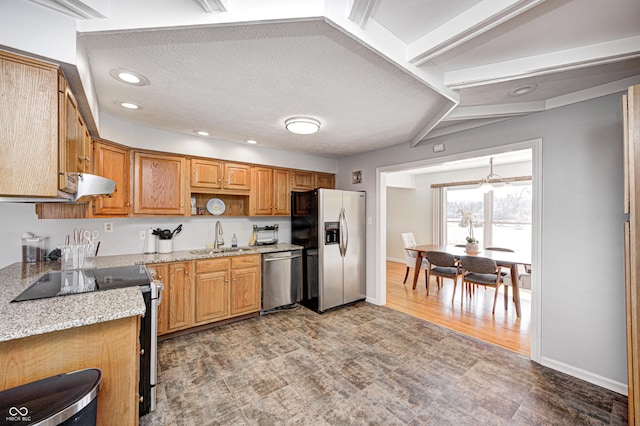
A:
[81,20,442,158]
[45,0,640,158]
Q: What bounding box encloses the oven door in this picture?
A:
[139,286,152,416]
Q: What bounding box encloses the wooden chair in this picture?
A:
[485,246,531,293]
[400,233,428,286]
[460,255,506,314]
[424,251,461,297]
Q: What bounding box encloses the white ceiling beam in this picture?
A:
[410,99,457,147]
[192,0,227,13]
[408,0,546,65]
[445,101,545,121]
[348,0,376,29]
[445,35,640,89]
[27,0,106,19]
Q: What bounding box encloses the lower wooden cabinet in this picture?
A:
[150,254,260,336]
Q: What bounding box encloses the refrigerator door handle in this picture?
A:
[339,207,349,257]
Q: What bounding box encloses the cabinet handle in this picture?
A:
[85,157,90,162]
[140,348,145,355]
[185,270,189,275]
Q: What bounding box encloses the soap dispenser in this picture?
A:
[231,234,238,248]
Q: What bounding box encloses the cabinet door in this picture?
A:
[167,262,192,332]
[273,168,291,215]
[146,264,170,335]
[92,141,130,216]
[230,266,261,315]
[191,158,222,190]
[223,163,251,191]
[59,87,81,193]
[194,271,229,323]
[0,52,59,197]
[80,123,92,174]
[291,170,315,191]
[252,166,273,215]
[315,173,335,189]
[133,151,188,215]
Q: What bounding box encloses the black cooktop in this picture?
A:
[12,265,151,303]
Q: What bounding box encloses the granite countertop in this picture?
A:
[0,244,302,343]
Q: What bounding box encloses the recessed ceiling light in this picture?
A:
[285,116,321,135]
[508,83,538,97]
[118,101,141,110]
[246,139,259,145]
[196,130,210,136]
[109,69,149,86]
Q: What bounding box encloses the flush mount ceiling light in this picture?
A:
[508,83,538,97]
[478,157,512,193]
[285,116,321,135]
[245,139,259,145]
[195,130,210,136]
[117,101,141,110]
[109,69,149,86]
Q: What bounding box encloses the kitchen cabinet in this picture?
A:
[315,173,335,189]
[92,139,130,216]
[166,261,193,333]
[250,166,291,216]
[194,258,230,323]
[133,151,189,215]
[291,170,336,192]
[190,158,251,193]
[0,51,59,198]
[230,255,261,315]
[149,261,193,335]
[59,82,91,193]
[151,254,260,336]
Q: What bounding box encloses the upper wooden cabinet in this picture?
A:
[59,83,91,193]
[132,151,189,215]
[0,51,59,198]
[92,140,130,217]
[190,158,251,193]
[250,167,291,216]
[291,170,315,191]
[315,173,335,189]
[291,170,336,192]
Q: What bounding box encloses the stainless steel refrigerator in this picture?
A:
[291,189,366,313]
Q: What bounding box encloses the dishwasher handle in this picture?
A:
[264,251,302,261]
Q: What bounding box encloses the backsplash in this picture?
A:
[0,203,291,268]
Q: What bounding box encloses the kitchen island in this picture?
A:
[0,243,301,424]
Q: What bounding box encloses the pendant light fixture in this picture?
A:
[478,157,511,192]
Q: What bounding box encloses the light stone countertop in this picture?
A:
[0,244,302,343]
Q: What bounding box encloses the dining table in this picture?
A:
[408,244,531,317]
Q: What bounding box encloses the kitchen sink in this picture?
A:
[189,247,248,255]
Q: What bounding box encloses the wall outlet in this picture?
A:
[139,230,146,241]
[104,222,113,233]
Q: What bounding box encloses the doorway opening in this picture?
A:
[375,139,542,361]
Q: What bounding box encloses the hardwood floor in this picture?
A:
[385,260,531,356]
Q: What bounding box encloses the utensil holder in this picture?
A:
[158,239,172,254]
[61,243,95,270]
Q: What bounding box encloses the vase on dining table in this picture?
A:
[465,241,479,253]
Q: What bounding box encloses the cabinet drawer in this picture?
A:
[231,254,260,268]
[196,257,229,274]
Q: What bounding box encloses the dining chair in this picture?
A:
[424,251,461,297]
[400,233,428,285]
[460,255,507,314]
[484,247,531,292]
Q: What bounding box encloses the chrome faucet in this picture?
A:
[214,220,224,249]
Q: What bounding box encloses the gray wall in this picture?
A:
[337,94,627,392]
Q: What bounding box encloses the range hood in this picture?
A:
[0,174,116,203]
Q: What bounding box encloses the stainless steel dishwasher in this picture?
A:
[262,250,302,311]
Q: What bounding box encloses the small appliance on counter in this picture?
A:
[253,225,279,245]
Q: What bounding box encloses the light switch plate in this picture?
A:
[433,143,445,153]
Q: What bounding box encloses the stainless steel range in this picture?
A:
[11,265,164,416]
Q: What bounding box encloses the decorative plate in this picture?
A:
[206,198,226,215]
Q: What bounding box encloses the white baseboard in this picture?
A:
[540,356,628,396]
[365,296,383,306]
[387,257,405,264]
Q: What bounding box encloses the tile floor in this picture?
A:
[140,303,627,425]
